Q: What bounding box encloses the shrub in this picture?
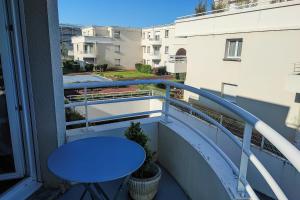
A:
[135,63,143,71]
[135,63,152,74]
[63,60,80,73]
[152,66,167,76]
[95,64,108,72]
[155,83,166,89]
[125,122,155,178]
[85,64,94,72]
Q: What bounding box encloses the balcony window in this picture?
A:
[165,30,169,38]
[154,46,160,55]
[113,31,121,39]
[224,39,242,61]
[115,59,121,66]
[84,44,94,54]
[155,31,160,41]
[115,45,120,53]
[165,46,169,54]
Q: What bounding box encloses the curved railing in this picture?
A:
[64,79,300,200]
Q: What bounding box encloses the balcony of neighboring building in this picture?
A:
[166,55,187,73]
[166,48,187,73]
[286,62,300,93]
[71,35,113,44]
[175,0,300,38]
[149,36,162,46]
[149,52,161,60]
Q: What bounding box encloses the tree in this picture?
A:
[212,0,227,12]
[61,42,69,60]
[195,0,207,14]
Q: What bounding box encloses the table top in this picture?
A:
[48,136,145,183]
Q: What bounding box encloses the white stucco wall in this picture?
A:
[178,1,300,144]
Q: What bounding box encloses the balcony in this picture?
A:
[62,80,300,200]
[286,62,300,93]
[166,55,187,73]
[72,36,113,44]
[149,38,162,46]
[79,51,96,58]
[149,53,161,60]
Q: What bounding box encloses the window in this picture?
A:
[224,39,243,61]
[147,32,151,39]
[165,46,169,54]
[155,31,160,41]
[115,59,121,66]
[76,44,79,52]
[165,30,169,38]
[115,45,120,53]
[84,44,94,54]
[153,46,160,55]
[147,46,150,53]
[113,30,120,38]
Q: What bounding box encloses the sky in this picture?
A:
[58,0,203,28]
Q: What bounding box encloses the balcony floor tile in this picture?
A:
[58,165,189,200]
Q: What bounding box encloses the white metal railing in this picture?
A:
[169,55,187,63]
[67,90,152,102]
[177,0,291,20]
[64,79,300,200]
[294,62,300,74]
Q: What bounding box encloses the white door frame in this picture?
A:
[0,0,41,199]
[0,0,25,181]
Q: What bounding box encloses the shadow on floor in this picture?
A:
[58,166,189,200]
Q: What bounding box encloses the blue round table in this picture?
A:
[48,136,145,200]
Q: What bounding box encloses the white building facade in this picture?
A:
[175,0,300,146]
[72,26,142,69]
[141,24,188,73]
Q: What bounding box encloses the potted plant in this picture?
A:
[125,122,161,200]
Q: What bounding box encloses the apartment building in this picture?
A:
[59,24,81,60]
[72,26,142,69]
[174,0,300,147]
[141,24,188,73]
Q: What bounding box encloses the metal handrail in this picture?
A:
[67,90,152,102]
[177,0,290,20]
[294,62,300,73]
[64,79,300,200]
[169,55,187,63]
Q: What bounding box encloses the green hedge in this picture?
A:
[135,63,152,74]
[152,66,167,75]
[85,64,94,72]
[95,64,108,72]
[63,60,80,73]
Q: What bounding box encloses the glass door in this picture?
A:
[0,0,25,184]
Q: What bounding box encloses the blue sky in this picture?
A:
[58,0,203,27]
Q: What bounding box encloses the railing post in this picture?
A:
[163,84,171,122]
[237,123,253,195]
[84,87,89,130]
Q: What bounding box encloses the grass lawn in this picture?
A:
[96,70,155,80]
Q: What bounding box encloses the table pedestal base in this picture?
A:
[80,176,130,200]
